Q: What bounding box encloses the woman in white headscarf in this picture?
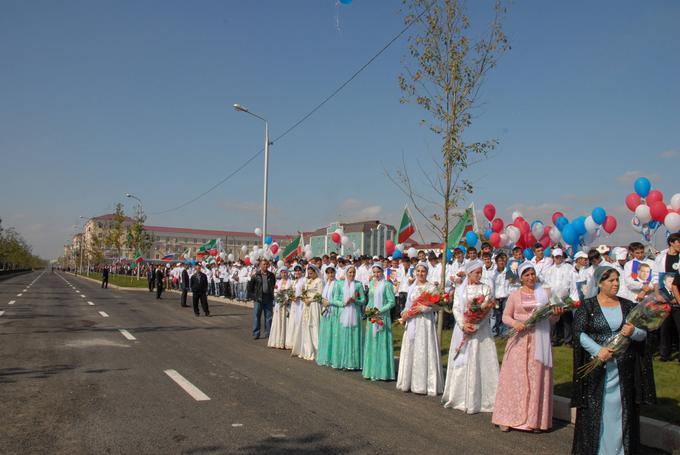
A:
[268,267,292,349]
[492,262,563,432]
[316,266,337,367]
[330,265,366,370]
[363,263,396,381]
[442,259,499,413]
[292,264,323,361]
[396,262,443,396]
[286,265,305,350]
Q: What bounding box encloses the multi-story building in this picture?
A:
[307,220,397,257]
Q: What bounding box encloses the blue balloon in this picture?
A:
[634,177,651,198]
[484,228,492,240]
[340,0,352,3]
[556,216,569,231]
[191,259,197,266]
[591,207,606,225]
[544,247,551,258]
[446,249,453,262]
[465,231,478,247]
[562,224,578,245]
[573,216,587,236]
[264,236,273,245]
[458,244,467,255]
[393,249,403,259]
[649,220,660,230]
[523,248,535,260]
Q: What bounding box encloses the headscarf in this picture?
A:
[340,266,358,327]
[589,265,616,299]
[515,263,552,367]
[518,262,536,278]
[370,268,386,335]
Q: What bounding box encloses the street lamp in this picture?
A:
[233,103,269,247]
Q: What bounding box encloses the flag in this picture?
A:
[397,207,416,244]
[281,235,302,261]
[129,259,137,270]
[162,253,175,261]
[446,205,475,251]
[134,249,143,265]
[197,239,217,258]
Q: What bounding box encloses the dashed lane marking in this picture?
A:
[0,311,4,317]
[118,329,136,341]
[98,311,109,318]
[87,301,95,306]
[17,293,22,297]
[164,370,211,401]
[8,300,15,305]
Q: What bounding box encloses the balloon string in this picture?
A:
[335,0,341,32]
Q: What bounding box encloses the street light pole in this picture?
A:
[125,193,145,279]
[233,103,269,247]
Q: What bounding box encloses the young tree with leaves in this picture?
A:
[103,203,127,260]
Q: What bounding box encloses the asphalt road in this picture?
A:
[0,271,657,454]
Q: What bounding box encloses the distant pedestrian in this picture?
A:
[190,264,210,316]
[248,259,276,340]
[180,263,190,308]
[147,266,155,292]
[101,266,109,289]
[155,265,164,299]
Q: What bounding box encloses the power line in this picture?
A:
[151,4,432,216]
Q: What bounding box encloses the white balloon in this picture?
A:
[584,216,598,234]
[665,212,680,232]
[549,228,562,243]
[341,235,350,246]
[407,247,418,259]
[671,193,680,210]
[252,245,259,253]
[583,230,597,245]
[227,253,235,262]
[241,245,248,253]
[531,222,544,240]
[304,250,313,260]
[264,250,273,260]
[635,204,651,224]
[335,228,344,235]
[219,252,227,260]
[506,226,520,243]
[277,260,285,268]
[511,211,523,221]
[631,216,643,233]
[254,227,262,236]
[396,243,404,251]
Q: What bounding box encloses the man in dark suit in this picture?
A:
[179,263,190,308]
[147,266,155,292]
[190,264,210,316]
[101,266,109,289]
[247,259,276,339]
[155,265,165,299]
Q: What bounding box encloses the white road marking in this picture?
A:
[232,423,243,428]
[80,295,86,298]
[0,311,4,317]
[17,293,22,297]
[9,300,15,305]
[118,329,136,341]
[98,311,109,318]
[163,370,211,401]
[87,301,95,306]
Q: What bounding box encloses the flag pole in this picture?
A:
[405,205,427,245]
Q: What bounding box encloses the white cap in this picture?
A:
[551,248,564,257]
[387,256,393,261]
[372,256,379,261]
[574,251,588,260]
[596,244,610,254]
[614,247,627,261]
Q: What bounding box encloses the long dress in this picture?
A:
[286,277,305,350]
[492,287,556,430]
[268,278,292,349]
[362,279,396,381]
[572,297,656,455]
[330,279,366,370]
[292,277,323,361]
[442,282,499,414]
[396,282,443,396]
[316,279,337,367]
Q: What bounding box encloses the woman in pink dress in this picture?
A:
[492,262,563,432]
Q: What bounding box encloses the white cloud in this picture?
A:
[659,149,679,159]
[338,198,383,221]
[616,170,660,186]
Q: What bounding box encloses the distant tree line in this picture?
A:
[0,218,47,270]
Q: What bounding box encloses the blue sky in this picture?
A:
[1,1,679,258]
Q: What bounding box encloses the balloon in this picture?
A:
[524,231,537,247]
[446,249,453,262]
[671,193,680,210]
[334,228,344,235]
[277,260,284,268]
[499,233,509,247]
[584,215,598,234]
[646,189,664,205]
[341,235,350,246]
[506,226,520,243]
[227,253,235,262]
[264,236,273,245]
[539,235,550,248]
[552,212,564,225]
[665,212,680,232]
[254,227,262,236]
[465,231,478,247]
[583,231,597,245]
[634,177,651,198]
[602,215,617,234]
[562,224,578,245]
[331,232,341,244]
[649,220,660,230]
[305,250,313,260]
[631,216,643,234]
[511,211,523,221]
[241,245,248,253]
[572,216,587,236]
[244,256,251,266]
[517,221,530,235]
[489,232,501,248]
[591,207,606,225]
[340,0,352,4]
[484,228,492,240]
[635,204,651,224]
[407,247,418,259]
[549,227,562,243]
[625,193,641,212]
[264,250,273,260]
[555,216,569,232]
[271,244,279,254]
[396,243,404,252]
[385,240,395,255]
[523,248,535,260]
[393,249,403,259]
[544,247,551,257]
[219,252,227,260]
[491,218,504,233]
[252,245,259,253]
[650,201,668,222]
[458,244,467,255]
[483,203,496,221]
[530,221,544,240]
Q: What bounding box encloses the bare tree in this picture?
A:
[391,0,509,342]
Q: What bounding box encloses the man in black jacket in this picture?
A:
[147,266,155,292]
[179,263,190,308]
[190,264,210,316]
[155,265,165,299]
[247,259,276,339]
[101,266,109,289]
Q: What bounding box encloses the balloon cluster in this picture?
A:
[243,228,281,266]
[553,207,616,252]
[625,177,680,239]
[384,239,408,259]
[329,227,361,257]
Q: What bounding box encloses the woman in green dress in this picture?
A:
[330,265,366,370]
[316,266,337,367]
[363,263,396,381]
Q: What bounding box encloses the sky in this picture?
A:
[1,0,679,259]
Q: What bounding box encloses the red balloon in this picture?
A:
[625,193,641,212]
[518,221,530,235]
[483,204,496,222]
[552,212,564,225]
[650,201,668,222]
[331,232,341,244]
[491,218,504,233]
[244,257,251,266]
[514,216,525,226]
[543,225,551,237]
[646,189,664,204]
[602,215,617,234]
[524,231,536,247]
[539,235,550,248]
[489,232,501,248]
[385,240,395,255]
[271,244,279,254]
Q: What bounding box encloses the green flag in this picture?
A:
[281,235,302,261]
[446,207,474,251]
[133,249,143,265]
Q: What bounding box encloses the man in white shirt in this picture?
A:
[237,263,251,301]
[622,242,655,303]
[531,243,553,283]
[491,252,509,336]
[543,248,579,346]
[427,252,442,286]
[573,251,590,301]
[446,248,466,289]
[480,252,496,294]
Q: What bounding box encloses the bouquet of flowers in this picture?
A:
[364,307,384,327]
[577,301,671,377]
[451,293,495,360]
[398,287,449,325]
[504,295,581,339]
[275,288,295,306]
[301,288,323,306]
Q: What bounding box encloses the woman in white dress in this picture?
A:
[442,259,499,413]
[292,265,323,361]
[268,267,292,349]
[286,265,305,350]
[396,262,443,396]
